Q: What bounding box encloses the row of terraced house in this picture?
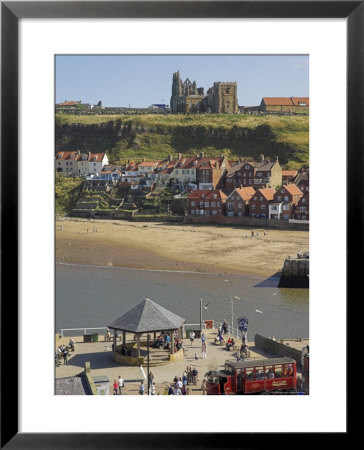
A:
[55,150,309,221]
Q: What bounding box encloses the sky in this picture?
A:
[55,55,309,108]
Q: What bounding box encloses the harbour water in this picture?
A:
[56,262,309,339]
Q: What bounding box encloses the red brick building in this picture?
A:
[226,187,255,217]
[187,189,227,217]
[224,155,282,193]
[293,190,309,221]
[272,184,304,220]
[248,188,276,218]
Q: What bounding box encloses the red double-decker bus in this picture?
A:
[205,357,297,395]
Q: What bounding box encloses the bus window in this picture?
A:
[224,364,235,374]
[284,364,294,376]
[265,365,274,379]
[255,367,265,379]
[274,365,283,378]
[246,368,255,380]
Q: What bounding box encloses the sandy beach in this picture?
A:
[55,218,308,277]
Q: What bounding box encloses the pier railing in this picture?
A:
[59,321,244,340]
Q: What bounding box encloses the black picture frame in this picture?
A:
[1,1,357,448]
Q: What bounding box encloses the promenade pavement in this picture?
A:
[55,329,307,395]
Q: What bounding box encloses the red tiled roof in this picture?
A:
[284,184,303,196]
[55,151,78,161]
[139,162,156,167]
[89,153,106,162]
[255,188,276,201]
[292,97,309,106]
[233,187,256,201]
[262,97,309,107]
[282,170,298,177]
[188,189,227,201]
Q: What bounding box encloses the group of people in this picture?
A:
[138,372,156,395]
[164,366,199,395]
[113,375,125,395]
[154,332,171,349]
[236,341,249,362]
[55,339,75,366]
[225,337,235,351]
[120,345,132,356]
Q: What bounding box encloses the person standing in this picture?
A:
[113,379,118,395]
[63,347,69,365]
[139,380,145,395]
[192,367,198,386]
[201,331,206,345]
[118,375,124,395]
[189,330,195,347]
[202,341,207,359]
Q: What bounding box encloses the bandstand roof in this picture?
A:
[108,297,185,333]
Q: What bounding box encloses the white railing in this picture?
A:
[59,322,244,340]
[59,327,109,337]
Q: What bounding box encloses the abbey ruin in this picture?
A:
[170,71,239,114]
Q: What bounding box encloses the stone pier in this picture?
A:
[278,253,309,288]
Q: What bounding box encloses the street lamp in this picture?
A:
[147,334,151,395]
[230,296,240,335]
[200,298,210,332]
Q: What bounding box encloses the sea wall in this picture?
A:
[254,334,305,367]
[184,215,309,231]
[278,256,309,288]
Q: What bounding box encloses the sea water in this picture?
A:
[56,262,309,340]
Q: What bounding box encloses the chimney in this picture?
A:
[275,155,279,162]
[77,149,80,155]
[88,152,91,159]
[200,152,204,159]
[143,157,146,162]
[239,156,242,163]
[178,153,182,159]
[260,154,264,162]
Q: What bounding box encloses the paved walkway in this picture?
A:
[55,329,307,395]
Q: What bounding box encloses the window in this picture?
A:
[228,212,234,217]
[205,210,209,215]
[212,202,216,207]
[260,197,263,201]
[252,205,256,210]
[228,203,233,211]
[186,170,189,174]
[212,210,217,215]
[245,165,250,169]
[254,197,257,200]
[205,202,209,207]
[283,215,289,219]
[277,196,281,201]
[217,202,221,207]
[238,212,242,217]
[243,173,246,177]
[261,205,266,210]
[175,170,178,174]
[182,170,185,174]
[283,205,290,211]
[271,205,278,211]
[191,201,195,207]
[191,210,195,215]
[281,189,285,193]
[300,206,306,212]
[199,202,204,208]
[238,203,242,208]
[284,196,289,201]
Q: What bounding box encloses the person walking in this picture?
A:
[139,380,145,395]
[113,379,118,395]
[189,330,195,347]
[236,349,241,362]
[118,375,124,395]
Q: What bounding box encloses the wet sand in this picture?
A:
[56,218,308,278]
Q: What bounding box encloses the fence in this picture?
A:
[59,321,244,340]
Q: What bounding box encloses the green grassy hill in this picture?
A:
[55,174,84,216]
[56,113,309,169]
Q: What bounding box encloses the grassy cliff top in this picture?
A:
[56,113,309,169]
